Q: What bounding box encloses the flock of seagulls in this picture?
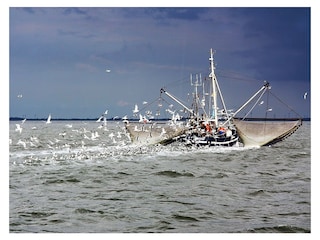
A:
[10,109,133,157]
[14,114,53,134]
[10,118,131,157]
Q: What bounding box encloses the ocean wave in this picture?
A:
[155,170,195,178]
[246,225,310,233]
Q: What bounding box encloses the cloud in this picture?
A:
[117,100,130,107]
[63,7,88,16]
[75,63,99,73]
[22,7,35,14]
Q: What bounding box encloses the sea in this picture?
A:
[9,120,311,233]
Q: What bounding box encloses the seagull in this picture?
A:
[142,101,148,105]
[21,118,27,124]
[160,127,166,137]
[106,69,111,73]
[166,109,175,115]
[145,110,152,116]
[303,92,308,100]
[122,115,129,124]
[59,132,66,137]
[134,126,141,132]
[133,104,139,114]
[15,124,22,134]
[94,131,100,138]
[96,115,103,122]
[17,94,23,98]
[46,114,52,124]
[17,139,26,149]
[117,131,122,138]
[90,132,98,140]
[139,114,150,123]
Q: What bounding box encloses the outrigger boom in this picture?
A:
[160,88,195,116]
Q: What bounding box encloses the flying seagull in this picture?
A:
[46,114,52,124]
[133,104,139,114]
[15,124,22,134]
[303,92,308,100]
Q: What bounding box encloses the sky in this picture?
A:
[8,6,311,119]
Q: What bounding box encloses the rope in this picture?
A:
[268,91,302,119]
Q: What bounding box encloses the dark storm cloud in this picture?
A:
[22,7,36,14]
[9,7,310,119]
[234,8,310,83]
[146,7,208,21]
[63,7,88,16]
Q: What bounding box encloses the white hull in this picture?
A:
[191,135,239,147]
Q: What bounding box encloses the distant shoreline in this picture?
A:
[9,117,173,122]
[9,117,135,121]
[9,117,311,122]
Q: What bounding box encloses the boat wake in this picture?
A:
[10,128,257,166]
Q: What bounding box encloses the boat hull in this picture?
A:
[182,128,239,147]
[192,135,239,147]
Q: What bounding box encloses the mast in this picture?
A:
[209,48,218,125]
[191,73,207,118]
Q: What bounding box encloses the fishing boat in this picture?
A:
[159,48,240,147]
[125,48,238,146]
[125,48,302,147]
